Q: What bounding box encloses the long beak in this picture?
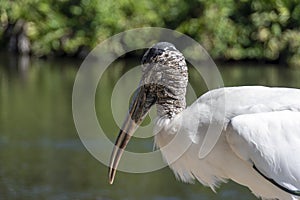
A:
[108,85,156,184]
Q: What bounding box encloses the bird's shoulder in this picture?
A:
[193,86,300,118]
[198,86,300,103]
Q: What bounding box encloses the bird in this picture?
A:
[108,42,300,200]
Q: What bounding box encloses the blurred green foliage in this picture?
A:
[1,0,300,66]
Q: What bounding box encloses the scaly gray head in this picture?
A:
[108,42,188,184]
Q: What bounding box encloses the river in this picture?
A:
[1,52,300,200]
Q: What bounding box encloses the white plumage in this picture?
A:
[155,86,300,199]
[108,42,300,200]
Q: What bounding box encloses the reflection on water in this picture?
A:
[1,52,300,200]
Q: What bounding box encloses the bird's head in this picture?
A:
[108,42,188,184]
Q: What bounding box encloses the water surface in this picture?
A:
[1,53,300,200]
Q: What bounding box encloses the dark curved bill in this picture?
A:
[108,115,136,184]
[108,85,156,184]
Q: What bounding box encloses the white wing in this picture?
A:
[227,110,300,194]
[188,86,300,158]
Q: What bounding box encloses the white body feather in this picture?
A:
[154,86,300,200]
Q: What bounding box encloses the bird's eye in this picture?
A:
[142,47,165,64]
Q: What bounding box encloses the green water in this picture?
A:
[1,53,300,200]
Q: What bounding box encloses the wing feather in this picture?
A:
[227,110,300,193]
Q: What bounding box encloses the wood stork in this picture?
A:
[108,42,300,200]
